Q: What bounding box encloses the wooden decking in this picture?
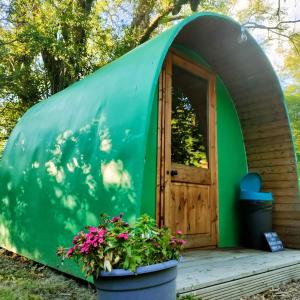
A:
[177,248,300,299]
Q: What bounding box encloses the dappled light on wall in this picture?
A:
[0,220,13,250]
[0,107,141,280]
[99,128,112,153]
[101,160,132,190]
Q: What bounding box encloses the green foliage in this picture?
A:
[172,89,207,167]
[172,0,200,15]
[285,93,300,176]
[236,0,276,23]
[0,101,30,159]
[0,0,235,155]
[284,37,300,179]
[284,37,300,96]
[57,214,185,277]
[1,0,297,160]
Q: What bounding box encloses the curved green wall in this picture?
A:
[216,78,248,247]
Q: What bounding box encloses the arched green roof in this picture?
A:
[0,12,298,277]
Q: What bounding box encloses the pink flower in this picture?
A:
[73,244,80,250]
[170,239,176,245]
[72,235,79,245]
[87,228,105,239]
[86,232,94,240]
[118,233,129,240]
[87,236,97,247]
[178,239,186,245]
[176,230,183,235]
[89,226,98,233]
[66,247,74,257]
[80,241,90,254]
[98,228,107,237]
[97,237,104,244]
[112,216,121,223]
[85,228,106,248]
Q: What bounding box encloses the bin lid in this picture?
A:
[240,191,273,201]
[240,173,261,192]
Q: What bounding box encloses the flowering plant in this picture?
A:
[57,213,185,277]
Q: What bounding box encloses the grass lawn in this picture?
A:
[0,248,96,300]
[0,248,199,299]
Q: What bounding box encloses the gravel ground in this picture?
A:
[241,281,300,300]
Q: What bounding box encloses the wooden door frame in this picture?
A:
[156,49,219,247]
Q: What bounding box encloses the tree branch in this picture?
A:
[276,0,281,18]
[138,6,174,44]
[243,19,300,56]
[164,15,186,22]
[243,19,300,30]
[0,39,18,46]
[271,31,300,56]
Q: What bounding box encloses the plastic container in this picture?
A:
[93,260,178,300]
[239,173,273,250]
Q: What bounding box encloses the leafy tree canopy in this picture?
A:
[0,0,299,157]
[285,93,300,175]
[0,0,234,154]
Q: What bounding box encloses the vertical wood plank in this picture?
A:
[209,74,218,246]
[156,72,163,225]
[163,53,173,229]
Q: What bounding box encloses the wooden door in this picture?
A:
[156,51,218,248]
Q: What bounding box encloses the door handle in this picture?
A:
[170,169,178,176]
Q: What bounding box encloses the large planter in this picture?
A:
[93,260,178,300]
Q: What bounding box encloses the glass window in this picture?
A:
[171,64,209,168]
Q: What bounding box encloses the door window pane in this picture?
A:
[171,64,209,168]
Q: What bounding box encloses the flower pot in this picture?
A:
[93,260,178,300]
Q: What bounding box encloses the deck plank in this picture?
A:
[177,248,300,299]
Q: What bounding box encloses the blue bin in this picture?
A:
[239,173,273,250]
[240,173,273,202]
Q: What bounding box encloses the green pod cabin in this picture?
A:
[0,12,299,278]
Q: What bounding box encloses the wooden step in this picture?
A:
[177,249,300,300]
[178,264,300,300]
